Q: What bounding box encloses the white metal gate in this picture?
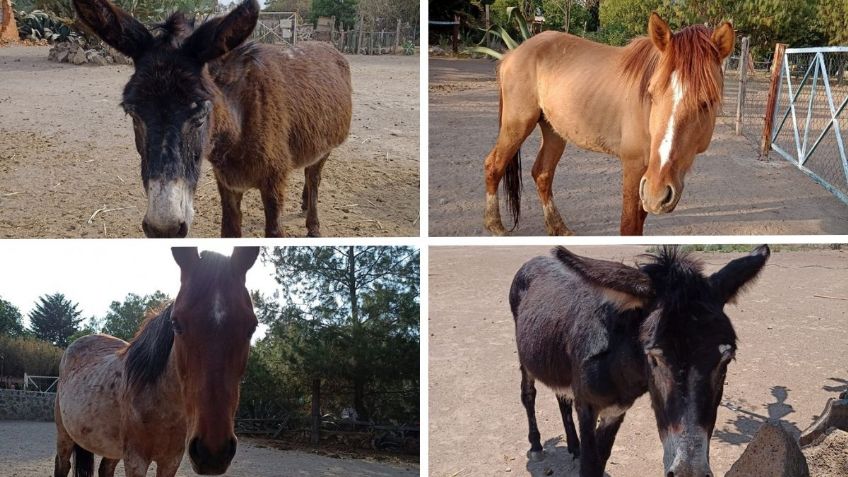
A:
[770,46,848,204]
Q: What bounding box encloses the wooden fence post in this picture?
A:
[735,36,750,135]
[761,43,787,158]
[356,15,365,55]
[452,15,459,54]
[394,19,401,54]
[310,378,321,445]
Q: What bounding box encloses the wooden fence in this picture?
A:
[333,20,419,55]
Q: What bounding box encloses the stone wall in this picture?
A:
[0,389,55,421]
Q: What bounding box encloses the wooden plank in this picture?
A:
[761,43,788,158]
[736,36,750,135]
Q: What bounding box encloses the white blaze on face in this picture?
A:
[144,178,194,234]
[213,292,226,326]
[658,71,685,169]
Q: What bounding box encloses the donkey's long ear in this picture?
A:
[73,0,152,60]
[648,12,672,52]
[711,22,735,60]
[181,0,259,63]
[709,245,770,304]
[553,247,654,309]
[231,247,260,276]
[172,247,199,272]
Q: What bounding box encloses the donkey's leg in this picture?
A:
[556,394,580,459]
[519,365,544,461]
[97,458,118,477]
[575,403,602,477]
[304,154,329,237]
[533,120,573,236]
[216,181,244,238]
[619,158,648,236]
[595,413,626,470]
[484,108,540,235]
[53,405,74,477]
[260,176,288,238]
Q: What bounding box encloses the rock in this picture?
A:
[71,48,86,65]
[56,49,69,63]
[726,421,809,477]
[802,428,848,477]
[89,53,108,66]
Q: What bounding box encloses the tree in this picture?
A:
[309,0,359,29]
[28,293,82,348]
[264,0,311,16]
[0,298,25,338]
[260,246,420,422]
[818,0,848,45]
[101,291,170,341]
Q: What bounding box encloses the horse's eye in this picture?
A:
[171,319,183,334]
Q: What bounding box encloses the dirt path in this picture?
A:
[0,420,419,476]
[428,58,848,236]
[0,46,419,238]
[429,246,848,476]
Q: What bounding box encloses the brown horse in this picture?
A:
[54,247,259,477]
[73,0,352,238]
[484,14,734,236]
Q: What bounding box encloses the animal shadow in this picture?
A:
[714,385,800,445]
[524,436,611,477]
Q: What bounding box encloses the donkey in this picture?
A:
[484,14,734,236]
[54,247,259,477]
[510,245,770,477]
[73,0,352,238]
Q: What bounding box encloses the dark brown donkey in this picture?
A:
[510,245,770,477]
[73,0,352,237]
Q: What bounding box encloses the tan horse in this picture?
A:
[54,247,259,477]
[484,14,734,236]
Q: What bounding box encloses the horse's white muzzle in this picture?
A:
[143,178,194,238]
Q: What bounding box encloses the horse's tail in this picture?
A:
[495,63,523,231]
[73,444,94,477]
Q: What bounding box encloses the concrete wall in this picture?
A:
[0,389,55,421]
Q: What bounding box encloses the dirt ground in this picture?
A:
[0,420,419,476]
[429,246,848,476]
[0,46,419,238]
[428,58,848,236]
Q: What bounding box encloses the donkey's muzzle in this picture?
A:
[143,178,194,238]
[142,219,188,238]
[188,436,237,475]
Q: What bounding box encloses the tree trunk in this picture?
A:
[354,379,367,420]
[310,378,321,445]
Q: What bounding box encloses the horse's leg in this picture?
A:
[216,180,243,238]
[556,394,580,459]
[154,455,183,477]
[97,458,118,477]
[576,402,601,477]
[595,413,625,470]
[519,364,544,461]
[53,404,73,477]
[260,175,288,238]
[304,154,329,237]
[121,453,151,477]
[619,158,648,236]
[484,106,539,235]
[532,120,573,236]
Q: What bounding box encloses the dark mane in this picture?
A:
[150,12,196,48]
[124,302,175,389]
[620,25,723,111]
[638,246,737,350]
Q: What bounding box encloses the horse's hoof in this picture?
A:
[307,230,321,238]
[484,222,507,236]
[549,227,575,236]
[527,450,545,462]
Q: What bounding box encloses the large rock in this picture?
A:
[802,428,848,477]
[725,421,809,477]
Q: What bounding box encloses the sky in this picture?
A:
[0,242,280,330]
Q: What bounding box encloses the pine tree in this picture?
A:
[0,297,25,338]
[28,293,83,348]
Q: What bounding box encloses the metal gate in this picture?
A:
[770,46,848,204]
[253,12,297,46]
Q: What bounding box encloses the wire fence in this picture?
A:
[332,25,419,55]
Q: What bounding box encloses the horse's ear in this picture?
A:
[553,247,654,310]
[231,247,260,276]
[172,247,199,271]
[72,0,152,60]
[711,22,735,60]
[709,245,770,304]
[181,0,259,63]
[648,12,672,53]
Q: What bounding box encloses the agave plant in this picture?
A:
[468,6,532,60]
[16,9,80,42]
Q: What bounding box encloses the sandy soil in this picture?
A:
[429,246,848,476]
[0,46,419,238]
[428,58,848,236]
[0,420,419,476]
